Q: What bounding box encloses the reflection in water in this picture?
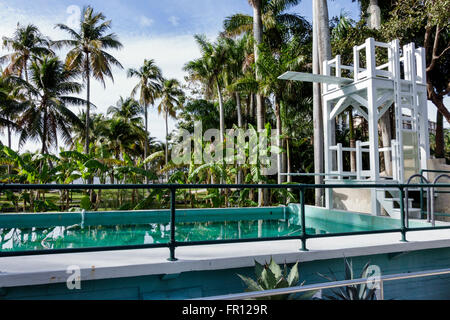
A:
[0,216,371,253]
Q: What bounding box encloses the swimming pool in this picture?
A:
[0,205,423,253]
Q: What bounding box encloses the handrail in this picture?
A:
[196,267,450,300]
[1,183,450,259]
[405,174,430,227]
[431,174,450,228]
[420,169,450,221]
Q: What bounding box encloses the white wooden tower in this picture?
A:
[280,38,430,217]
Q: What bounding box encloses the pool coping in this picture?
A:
[1,228,450,289]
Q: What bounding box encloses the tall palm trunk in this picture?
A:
[275,98,284,184]
[367,0,382,29]
[41,102,48,154]
[217,80,225,143]
[313,0,324,205]
[436,111,444,158]
[7,122,12,174]
[236,92,243,184]
[85,52,91,155]
[144,104,149,184]
[367,0,392,176]
[165,108,169,182]
[286,139,292,183]
[236,92,242,127]
[252,0,267,206]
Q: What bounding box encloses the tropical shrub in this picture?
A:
[317,258,378,300]
[237,258,316,300]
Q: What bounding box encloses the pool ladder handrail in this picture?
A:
[431,174,450,228]
[405,174,430,228]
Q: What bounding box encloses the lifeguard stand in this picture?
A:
[280,38,430,217]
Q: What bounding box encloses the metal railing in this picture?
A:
[1,183,450,259]
[196,267,450,300]
[420,169,450,220]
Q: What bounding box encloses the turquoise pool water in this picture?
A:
[0,209,375,252]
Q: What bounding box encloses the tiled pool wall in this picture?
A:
[0,206,287,229]
[0,204,428,230]
[1,246,450,300]
[288,204,430,230]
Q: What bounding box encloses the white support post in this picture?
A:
[391,139,398,181]
[391,39,405,183]
[323,60,330,93]
[418,91,430,170]
[323,97,333,210]
[416,47,426,84]
[353,45,359,81]
[337,143,343,180]
[356,140,362,180]
[366,38,376,78]
[367,77,381,215]
[336,55,342,78]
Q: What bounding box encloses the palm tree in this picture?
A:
[225,0,303,205]
[312,0,332,206]
[258,39,309,184]
[249,0,264,137]
[222,36,247,128]
[184,35,228,143]
[99,117,146,161]
[1,24,52,81]
[105,97,147,160]
[157,79,184,181]
[54,6,123,155]
[107,96,144,125]
[224,0,304,130]
[70,111,104,150]
[0,76,23,150]
[8,56,84,153]
[127,59,163,162]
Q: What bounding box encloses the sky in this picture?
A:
[0,0,446,152]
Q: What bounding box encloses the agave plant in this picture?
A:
[317,258,378,300]
[237,258,316,300]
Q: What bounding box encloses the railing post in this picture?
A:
[353,45,359,81]
[168,186,178,261]
[399,186,407,242]
[337,143,343,180]
[356,140,362,180]
[300,187,308,251]
[420,170,425,220]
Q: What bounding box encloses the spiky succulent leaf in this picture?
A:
[268,258,283,280]
[238,274,264,292]
[287,261,299,286]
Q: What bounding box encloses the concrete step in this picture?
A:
[393,208,422,219]
[384,198,414,205]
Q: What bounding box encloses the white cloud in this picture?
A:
[168,16,180,27]
[0,28,211,152]
[139,15,154,27]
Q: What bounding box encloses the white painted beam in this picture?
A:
[278,71,353,85]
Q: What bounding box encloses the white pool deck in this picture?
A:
[1,228,450,288]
